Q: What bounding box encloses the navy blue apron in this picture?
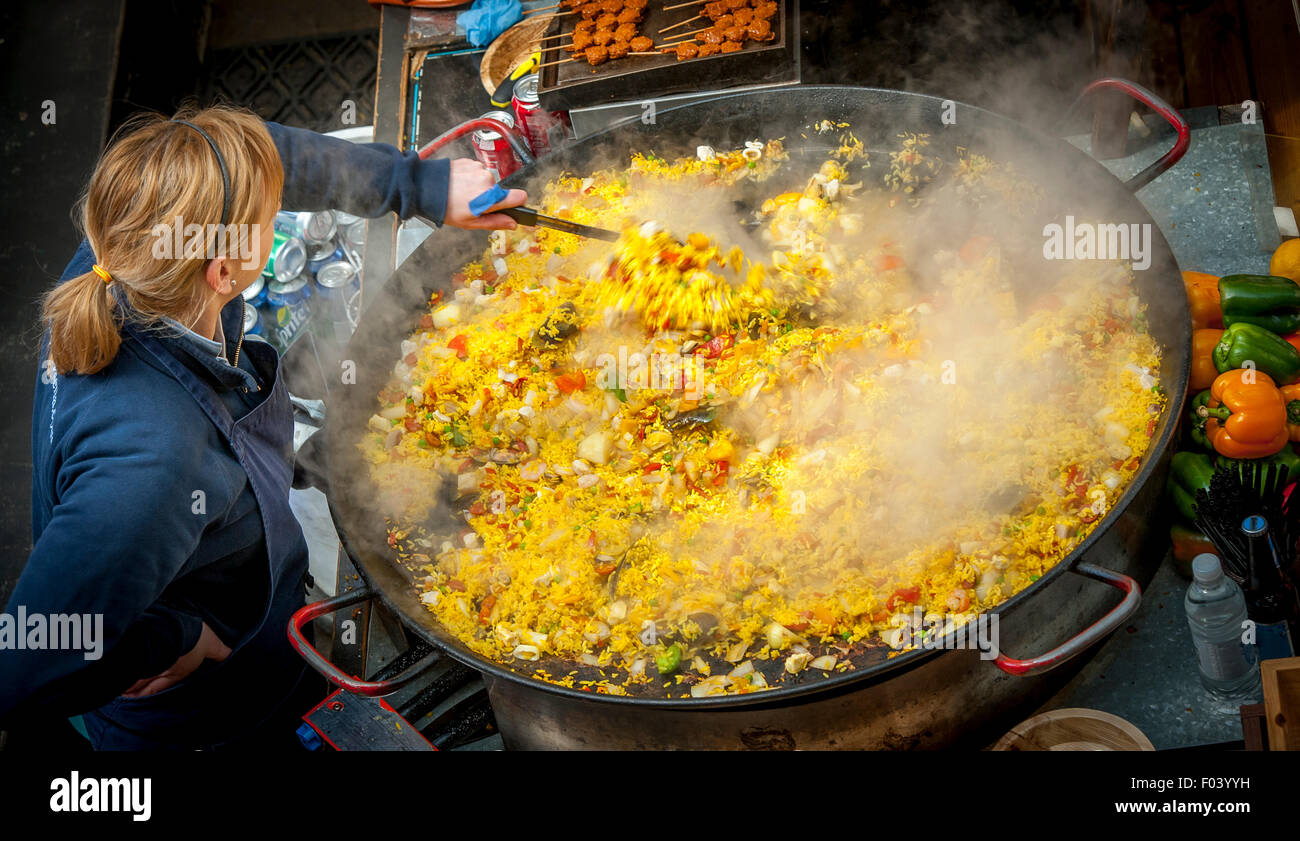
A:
[83,305,312,749]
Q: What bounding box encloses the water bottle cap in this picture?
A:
[1242,515,1268,536]
[1192,553,1223,583]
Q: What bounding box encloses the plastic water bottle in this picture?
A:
[1185,554,1260,699]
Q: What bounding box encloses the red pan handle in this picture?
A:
[993,562,1142,676]
[288,587,437,696]
[417,117,536,167]
[1068,77,1190,192]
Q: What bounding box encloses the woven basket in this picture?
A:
[480,14,555,95]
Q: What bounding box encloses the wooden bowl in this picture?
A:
[480,14,554,96]
[992,708,1156,751]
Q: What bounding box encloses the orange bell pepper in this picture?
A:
[1182,270,1223,330]
[1202,369,1289,458]
[1191,328,1225,390]
[1280,383,1300,442]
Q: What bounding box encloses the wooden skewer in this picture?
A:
[526,9,575,20]
[658,14,701,32]
[534,31,571,41]
[663,0,707,9]
[523,3,561,14]
[535,56,578,68]
[663,25,710,40]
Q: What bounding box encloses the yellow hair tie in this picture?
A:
[91,264,113,283]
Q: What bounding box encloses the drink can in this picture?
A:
[275,210,337,245]
[241,275,267,308]
[266,274,313,347]
[262,230,307,284]
[471,110,522,181]
[314,259,359,343]
[243,302,262,336]
[307,240,344,277]
[340,218,366,253]
[511,74,569,157]
[315,260,357,299]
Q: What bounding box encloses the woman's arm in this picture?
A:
[265,122,525,229]
[1,407,223,721]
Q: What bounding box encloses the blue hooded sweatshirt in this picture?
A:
[0,122,450,748]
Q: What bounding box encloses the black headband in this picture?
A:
[171,119,231,226]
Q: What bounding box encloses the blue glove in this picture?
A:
[457,0,523,48]
[468,184,511,217]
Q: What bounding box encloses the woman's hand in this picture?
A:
[443,158,527,230]
[121,622,231,699]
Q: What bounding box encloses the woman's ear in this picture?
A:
[203,257,234,295]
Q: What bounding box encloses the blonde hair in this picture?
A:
[43,104,284,374]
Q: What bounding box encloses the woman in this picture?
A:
[0,105,525,749]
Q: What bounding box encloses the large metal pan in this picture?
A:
[291,82,1191,748]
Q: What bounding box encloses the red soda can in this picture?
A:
[471,110,522,181]
[511,74,571,158]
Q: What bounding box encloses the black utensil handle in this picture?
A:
[498,206,539,226]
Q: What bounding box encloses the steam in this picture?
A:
[349,33,1169,661]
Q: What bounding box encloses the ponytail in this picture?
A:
[43,271,122,375]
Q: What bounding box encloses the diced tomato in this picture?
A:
[642,462,662,474]
[886,586,920,610]
[555,371,586,394]
[712,460,730,487]
[447,334,469,359]
[702,334,734,359]
[478,594,496,625]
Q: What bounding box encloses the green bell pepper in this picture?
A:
[1167,451,1217,522]
[1217,444,1300,484]
[1187,390,1212,450]
[1212,321,1300,384]
[1219,274,1300,335]
[656,642,683,676]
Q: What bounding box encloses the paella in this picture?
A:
[360,125,1165,697]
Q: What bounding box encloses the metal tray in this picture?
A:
[538,0,799,112]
